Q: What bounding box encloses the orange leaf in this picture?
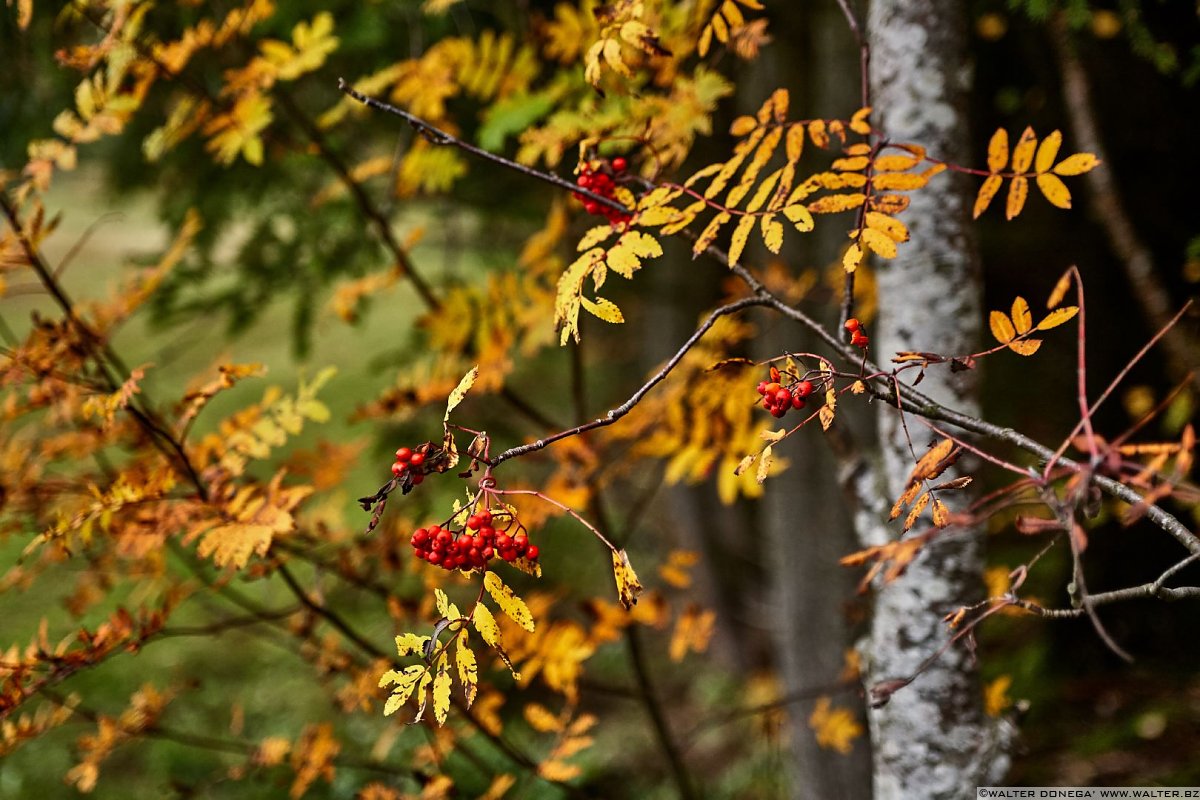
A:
[1011,296,1032,334]
[1047,269,1074,308]
[1007,339,1042,356]
[807,193,866,214]
[989,311,1016,343]
[1036,306,1079,330]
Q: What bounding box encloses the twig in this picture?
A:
[338,80,631,216]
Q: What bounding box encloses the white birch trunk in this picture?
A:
[864,1,1011,796]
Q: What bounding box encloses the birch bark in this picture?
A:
[864,2,1011,796]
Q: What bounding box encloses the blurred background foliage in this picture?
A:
[1,0,1198,797]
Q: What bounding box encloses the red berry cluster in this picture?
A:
[409,510,540,572]
[756,366,814,419]
[845,318,870,348]
[390,445,427,488]
[572,157,632,225]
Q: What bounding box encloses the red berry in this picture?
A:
[395,447,412,461]
[481,546,494,560]
[466,515,481,531]
[427,551,442,565]
[852,332,869,347]
[412,529,429,546]
[500,548,517,562]
[436,529,451,545]
[480,526,496,541]
[611,157,627,172]
[584,200,599,214]
[578,174,592,188]
[845,318,861,332]
[791,394,806,410]
[391,462,406,475]
[411,473,424,485]
[526,545,540,561]
[771,406,787,418]
[761,397,773,411]
[513,531,528,547]
[478,511,493,526]
[775,388,792,405]
[765,382,781,395]
[409,452,425,467]
[795,380,813,397]
[496,533,512,549]
[757,381,769,396]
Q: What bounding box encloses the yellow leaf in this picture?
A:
[1007,339,1042,356]
[455,629,478,707]
[473,603,520,678]
[435,587,451,618]
[692,211,731,257]
[1036,173,1072,209]
[483,572,535,632]
[973,174,1003,219]
[1011,126,1037,173]
[432,655,452,725]
[759,214,784,254]
[668,605,716,662]
[782,204,814,232]
[865,211,908,242]
[697,23,713,57]
[785,124,805,162]
[727,214,757,266]
[870,172,929,191]
[1005,176,1028,220]
[1047,269,1073,308]
[580,296,624,324]
[524,702,564,732]
[873,153,920,172]
[849,106,873,135]
[831,156,870,172]
[756,445,774,485]
[608,230,662,278]
[842,243,863,274]
[380,665,426,716]
[807,193,866,214]
[984,675,1012,717]
[395,632,430,657]
[861,227,898,259]
[808,119,829,148]
[730,115,758,137]
[989,311,1016,343]
[480,774,517,800]
[578,225,615,251]
[1052,152,1100,176]
[1036,306,1079,331]
[819,359,836,430]
[809,697,863,755]
[1035,130,1062,173]
[987,128,1009,173]
[1011,296,1032,334]
[444,366,478,423]
[612,549,643,610]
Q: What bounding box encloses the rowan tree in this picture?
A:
[1,2,1197,798]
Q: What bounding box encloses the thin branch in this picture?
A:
[338,80,632,215]
[489,297,768,465]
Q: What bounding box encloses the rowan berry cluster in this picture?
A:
[390,445,428,488]
[756,366,815,419]
[409,509,540,572]
[572,157,632,225]
[845,317,870,348]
